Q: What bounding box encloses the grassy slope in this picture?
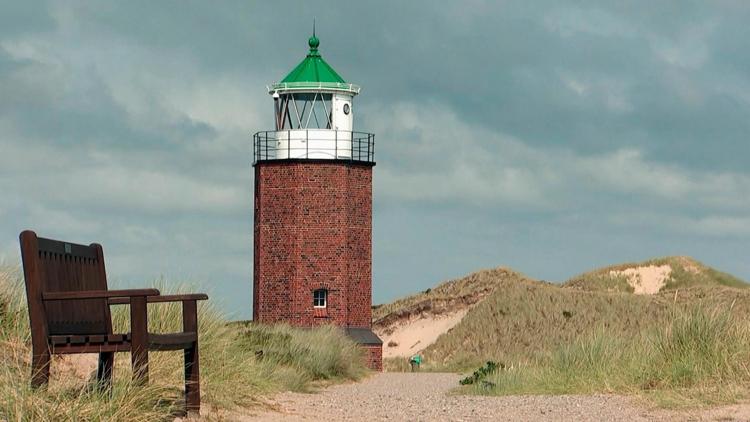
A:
[471,307,750,407]
[376,258,750,406]
[429,281,750,368]
[373,267,526,323]
[0,265,366,421]
[413,261,750,371]
[564,256,748,293]
[423,279,655,370]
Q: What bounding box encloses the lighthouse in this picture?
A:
[252,32,382,370]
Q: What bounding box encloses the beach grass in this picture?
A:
[466,306,750,407]
[0,264,366,421]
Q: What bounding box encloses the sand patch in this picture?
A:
[675,257,701,274]
[375,309,468,359]
[610,265,672,295]
[57,353,99,380]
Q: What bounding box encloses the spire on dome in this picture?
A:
[279,31,345,84]
[308,19,320,53]
[269,28,359,95]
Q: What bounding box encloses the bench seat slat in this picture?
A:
[48,333,132,346]
[87,334,105,343]
[68,335,87,344]
[49,335,69,345]
[149,332,197,351]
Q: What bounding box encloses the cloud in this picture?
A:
[367,101,750,214]
[2,1,750,318]
[610,212,750,238]
[0,2,257,318]
[544,6,637,39]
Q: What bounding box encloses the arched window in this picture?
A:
[313,289,327,308]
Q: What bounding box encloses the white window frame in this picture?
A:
[278,93,333,130]
[313,289,327,308]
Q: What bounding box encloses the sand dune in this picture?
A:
[376,310,468,359]
[609,265,672,295]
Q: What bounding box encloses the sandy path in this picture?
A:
[239,373,750,421]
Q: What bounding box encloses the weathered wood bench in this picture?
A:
[19,230,208,414]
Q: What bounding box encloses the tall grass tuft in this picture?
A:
[0,266,368,420]
[643,307,750,405]
[237,323,367,391]
[471,306,750,407]
[1,264,174,420]
[108,281,279,411]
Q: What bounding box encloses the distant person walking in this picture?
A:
[409,354,422,372]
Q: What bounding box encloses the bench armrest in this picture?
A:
[43,289,160,301]
[108,293,208,305]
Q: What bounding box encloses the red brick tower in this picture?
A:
[252,33,382,370]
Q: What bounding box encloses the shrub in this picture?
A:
[459,361,502,385]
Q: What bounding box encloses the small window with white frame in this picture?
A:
[313,289,327,308]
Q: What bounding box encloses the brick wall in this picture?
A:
[362,344,383,371]
[253,160,373,329]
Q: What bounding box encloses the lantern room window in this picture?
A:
[276,93,333,130]
[313,289,327,308]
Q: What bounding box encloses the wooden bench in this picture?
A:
[19,230,208,414]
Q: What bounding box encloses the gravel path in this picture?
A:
[241,373,750,421]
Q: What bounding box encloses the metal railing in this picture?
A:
[267,81,361,94]
[253,130,375,164]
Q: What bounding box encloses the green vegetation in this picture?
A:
[466,307,750,407]
[414,272,663,371]
[373,267,526,324]
[0,264,366,421]
[666,262,748,290]
[392,258,750,374]
[377,257,750,407]
[236,323,367,391]
[564,256,748,293]
[459,361,501,386]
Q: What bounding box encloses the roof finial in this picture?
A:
[308,19,320,53]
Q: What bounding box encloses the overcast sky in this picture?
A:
[2,1,750,319]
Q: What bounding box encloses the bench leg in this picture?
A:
[183,299,200,414]
[130,296,149,384]
[97,351,114,389]
[184,343,200,414]
[30,349,50,388]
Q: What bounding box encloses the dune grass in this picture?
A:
[389,263,750,373]
[376,263,750,407]
[0,264,366,421]
[372,267,524,323]
[414,275,664,371]
[235,323,367,391]
[564,256,749,293]
[371,259,750,408]
[467,306,750,407]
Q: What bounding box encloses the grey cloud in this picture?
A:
[1,1,749,318]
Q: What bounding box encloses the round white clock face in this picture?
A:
[343,103,350,115]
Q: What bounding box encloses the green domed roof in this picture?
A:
[280,35,346,84]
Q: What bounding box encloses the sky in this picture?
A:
[2,1,750,320]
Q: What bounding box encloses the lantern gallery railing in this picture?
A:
[268,81,361,94]
[253,130,375,164]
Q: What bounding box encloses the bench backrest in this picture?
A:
[20,231,113,341]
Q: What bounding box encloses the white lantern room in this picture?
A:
[253,33,374,163]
